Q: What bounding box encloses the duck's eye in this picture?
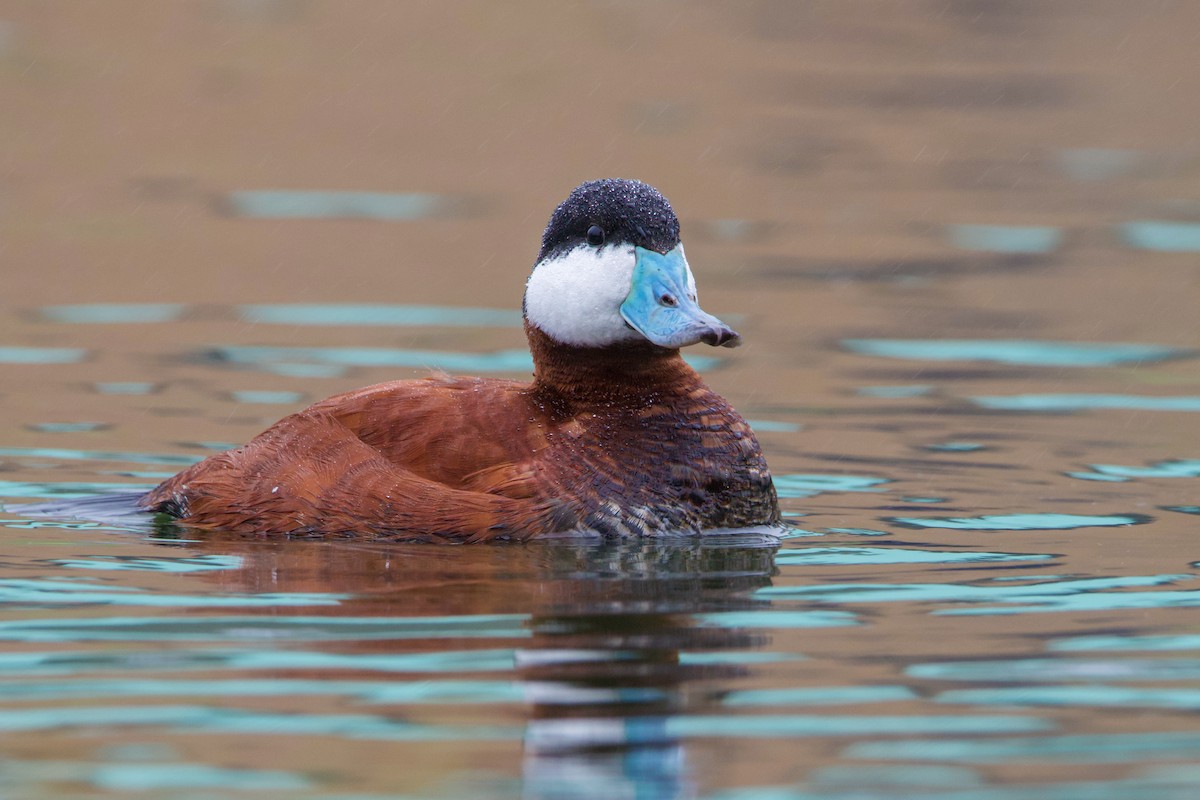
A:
[586,225,605,246]
[659,293,678,307]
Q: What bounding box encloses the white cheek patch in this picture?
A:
[524,244,642,348]
[679,243,698,301]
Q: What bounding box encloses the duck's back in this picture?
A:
[141,368,778,540]
[140,375,566,540]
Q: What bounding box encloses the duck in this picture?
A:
[139,179,781,541]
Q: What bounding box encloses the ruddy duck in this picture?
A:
[140,179,780,540]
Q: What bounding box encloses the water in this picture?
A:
[2,2,1199,798]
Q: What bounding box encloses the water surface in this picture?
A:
[2,2,1199,798]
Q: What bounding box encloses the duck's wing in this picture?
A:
[142,377,574,541]
[307,375,539,489]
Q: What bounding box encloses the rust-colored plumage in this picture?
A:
[141,328,778,540]
[140,179,781,540]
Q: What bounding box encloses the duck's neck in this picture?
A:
[525,322,704,409]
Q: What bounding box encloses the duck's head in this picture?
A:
[524,179,740,352]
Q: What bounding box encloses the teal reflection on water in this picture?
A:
[0,480,155,498]
[847,730,1200,763]
[0,578,343,608]
[746,419,801,432]
[911,657,1200,682]
[229,390,304,404]
[260,362,348,378]
[665,714,1049,738]
[926,442,985,452]
[824,527,890,536]
[677,651,802,666]
[27,422,108,433]
[50,554,243,573]
[1067,471,1129,482]
[948,224,1062,254]
[938,685,1200,711]
[973,394,1200,412]
[0,614,531,642]
[0,704,517,740]
[1071,460,1200,480]
[1051,634,1200,652]
[941,589,1200,615]
[0,346,86,364]
[858,384,934,398]
[208,344,721,373]
[710,777,1200,800]
[1056,147,1141,181]
[92,763,310,792]
[0,447,200,466]
[0,677,522,704]
[843,339,1186,366]
[0,758,310,793]
[760,574,1192,613]
[240,303,523,327]
[774,474,889,498]
[227,190,448,220]
[889,513,1149,530]
[1121,220,1200,252]
[807,763,982,789]
[94,382,156,395]
[723,686,916,706]
[698,610,858,629]
[774,547,1050,566]
[40,303,185,324]
[0,647,517,676]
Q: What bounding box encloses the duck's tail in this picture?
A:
[6,491,154,526]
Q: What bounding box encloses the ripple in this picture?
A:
[889,513,1151,530]
[225,190,453,220]
[843,339,1187,366]
[1121,220,1200,252]
[937,685,1200,711]
[204,344,721,373]
[0,647,518,676]
[847,730,1200,763]
[94,763,310,792]
[774,474,889,499]
[774,547,1050,566]
[911,658,1200,682]
[0,677,522,704]
[229,390,305,404]
[0,704,517,740]
[0,614,531,643]
[26,422,109,433]
[0,578,343,608]
[722,686,916,706]
[698,610,858,629]
[760,574,1194,613]
[40,303,185,324]
[948,224,1062,254]
[0,346,86,364]
[666,713,1049,738]
[49,554,243,573]
[1051,634,1200,652]
[239,303,523,327]
[0,447,200,466]
[972,394,1200,412]
[1069,459,1200,481]
[0,480,156,499]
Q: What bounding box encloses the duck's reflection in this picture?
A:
[512,538,777,800]
[173,531,781,800]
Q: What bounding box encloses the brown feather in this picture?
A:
[142,324,779,541]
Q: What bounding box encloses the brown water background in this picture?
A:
[1,2,1199,798]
